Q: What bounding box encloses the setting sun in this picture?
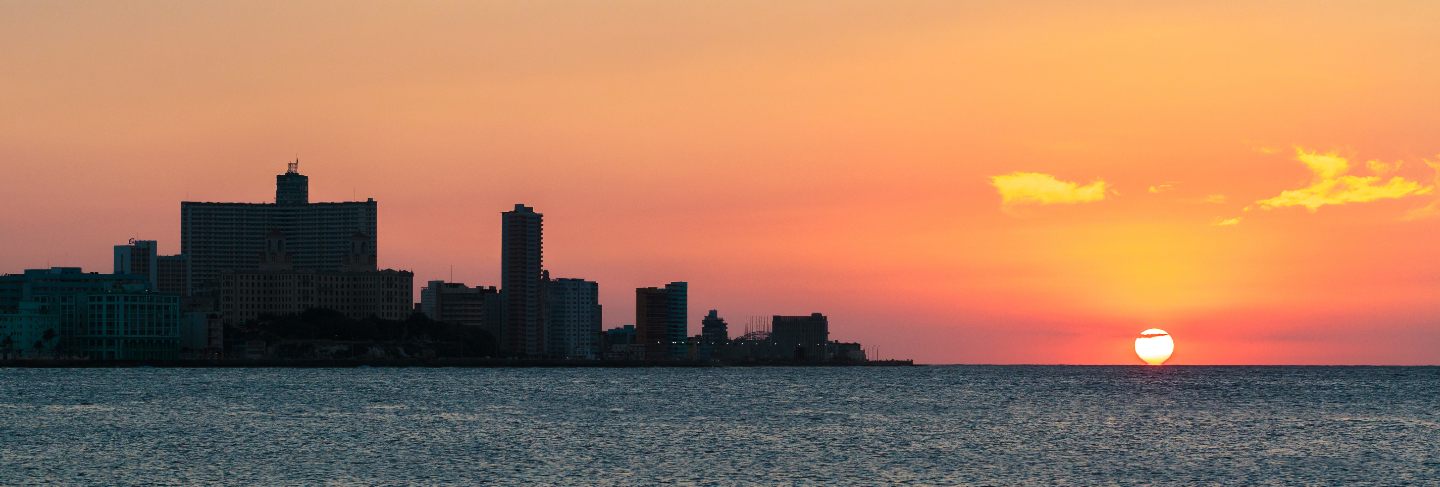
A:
[1135,329,1175,365]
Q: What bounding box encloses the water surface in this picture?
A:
[1,366,1436,485]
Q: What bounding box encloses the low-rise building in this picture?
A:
[0,267,180,360]
[420,280,501,336]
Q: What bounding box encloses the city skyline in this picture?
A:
[4,2,1440,364]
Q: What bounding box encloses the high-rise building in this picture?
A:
[420,280,502,336]
[771,313,830,361]
[501,204,544,357]
[545,277,601,359]
[181,162,377,295]
[636,282,687,360]
[114,239,190,297]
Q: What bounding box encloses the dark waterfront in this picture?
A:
[1,366,1437,485]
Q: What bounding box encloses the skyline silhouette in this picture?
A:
[4,2,1439,364]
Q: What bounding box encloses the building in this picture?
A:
[0,302,60,358]
[113,239,157,286]
[0,267,179,360]
[545,277,601,359]
[217,231,412,324]
[181,161,377,296]
[635,282,687,360]
[114,239,190,297]
[771,313,830,362]
[156,254,191,297]
[601,324,641,361]
[420,280,502,336]
[701,309,728,344]
[501,204,544,357]
[65,291,181,360]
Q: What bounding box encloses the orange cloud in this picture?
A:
[1255,149,1433,212]
[990,172,1107,207]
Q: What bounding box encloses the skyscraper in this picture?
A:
[636,282,687,360]
[501,204,544,357]
[181,162,377,296]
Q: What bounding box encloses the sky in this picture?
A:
[2,1,1438,364]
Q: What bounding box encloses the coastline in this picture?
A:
[0,358,917,368]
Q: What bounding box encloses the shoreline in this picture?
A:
[0,358,917,368]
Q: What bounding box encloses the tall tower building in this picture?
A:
[501,204,544,357]
[181,162,376,296]
[275,160,309,206]
[636,282,687,360]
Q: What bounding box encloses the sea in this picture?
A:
[0,366,1436,485]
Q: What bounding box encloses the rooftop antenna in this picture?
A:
[287,155,299,174]
[449,264,454,282]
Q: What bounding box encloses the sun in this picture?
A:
[1134,328,1174,365]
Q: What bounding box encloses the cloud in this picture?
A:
[1254,149,1433,212]
[1213,217,1241,227]
[1203,194,1228,204]
[1401,161,1440,221]
[1148,183,1174,194]
[990,172,1107,207]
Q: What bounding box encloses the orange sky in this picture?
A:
[2,1,1438,364]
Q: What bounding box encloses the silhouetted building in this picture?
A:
[113,239,157,286]
[772,313,830,362]
[501,204,544,357]
[420,280,502,337]
[217,230,412,325]
[156,255,191,297]
[601,324,641,361]
[181,161,377,295]
[546,277,601,359]
[701,309,728,344]
[114,239,190,297]
[636,282,687,360]
[0,267,178,360]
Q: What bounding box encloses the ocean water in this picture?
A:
[0,366,1436,485]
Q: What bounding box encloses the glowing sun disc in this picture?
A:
[1135,328,1174,365]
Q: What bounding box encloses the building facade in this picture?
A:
[0,302,60,358]
[0,268,179,360]
[114,239,190,297]
[420,280,502,336]
[217,231,411,324]
[701,309,729,344]
[771,313,830,362]
[545,277,600,359]
[635,282,687,360]
[181,162,377,295]
[501,204,544,357]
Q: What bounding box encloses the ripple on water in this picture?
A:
[0,366,1436,484]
